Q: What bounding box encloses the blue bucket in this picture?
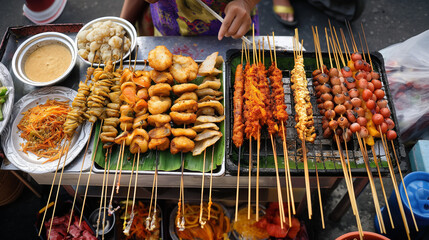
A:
[375,171,429,239]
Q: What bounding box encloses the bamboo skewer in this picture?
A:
[108,138,125,215]
[390,140,418,231]
[102,149,112,240]
[96,150,109,237]
[47,141,72,240]
[79,119,103,226]
[208,146,215,220]
[270,135,285,229]
[378,126,411,239]
[248,137,252,220]
[177,151,186,230]
[38,143,67,236]
[199,149,207,226]
[146,150,158,230]
[235,146,242,222]
[256,133,261,221]
[372,146,395,229]
[123,154,136,231]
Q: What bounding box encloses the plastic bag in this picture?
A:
[380,30,429,143]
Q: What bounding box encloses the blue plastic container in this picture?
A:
[375,171,429,239]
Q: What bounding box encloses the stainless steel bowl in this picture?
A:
[75,16,137,66]
[11,32,77,87]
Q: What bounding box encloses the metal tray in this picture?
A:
[92,60,226,177]
[225,49,408,177]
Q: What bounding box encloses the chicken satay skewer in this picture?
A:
[38,144,67,236]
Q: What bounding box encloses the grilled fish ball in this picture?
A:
[321,93,333,102]
[148,96,171,115]
[148,45,173,71]
[323,101,334,110]
[330,76,341,85]
[334,105,346,115]
[329,120,339,130]
[332,85,342,95]
[334,94,345,105]
[329,68,339,77]
[148,83,172,97]
[172,83,198,96]
[325,109,336,120]
[170,136,195,154]
[317,73,329,84]
[338,116,349,128]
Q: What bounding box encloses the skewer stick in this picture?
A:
[248,137,252,220]
[378,127,411,239]
[302,140,312,219]
[123,154,136,230]
[325,28,333,69]
[208,145,215,220]
[128,149,141,232]
[315,158,325,228]
[372,145,395,229]
[281,122,295,216]
[256,132,261,221]
[272,32,277,68]
[270,134,285,228]
[358,33,366,62]
[147,150,158,229]
[390,140,419,231]
[312,27,320,71]
[79,119,104,226]
[334,134,364,239]
[150,150,159,231]
[235,146,242,222]
[199,149,207,226]
[360,23,373,70]
[340,28,351,62]
[356,133,386,234]
[38,143,67,236]
[177,150,186,230]
[96,150,109,237]
[108,138,125,215]
[47,142,72,240]
[102,149,112,240]
[267,35,273,63]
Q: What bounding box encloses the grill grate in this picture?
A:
[225,50,407,177]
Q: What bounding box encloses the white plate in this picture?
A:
[1,86,91,173]
[0,63,15,135]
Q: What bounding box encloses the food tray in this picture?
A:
[225,49,408,177]
[116,202,163,240]
[92,60,226,176]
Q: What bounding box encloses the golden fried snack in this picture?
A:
[174,92,198,104]
[171,100,198,113]
[196,88,223,98]
[129,137,149,154]
[149,137,170,151]
[198,95,223,103]
[198,52,222,76]
[170,112,197,125]
[148,126,171,139]
[198,80,221,90]
[194,129,222,141]
[170,136,195,154]
[148,83,172,97]
[148,96,171,115]
[132,71,151,88]
[197,100,224,115]
[148,45,173,71]
[172,83,198,96]
[202,76,220,83]
[148,114,171,127]
[191,123,219,132]
[171,128,197,139]
[169,55,198,83]
[195,115,225,124]
[192,135,222,156]
[150,70,174,85]
[137,88,149,100]
[196,107,215,116]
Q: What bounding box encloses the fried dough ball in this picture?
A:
[169,55,198,83]
[148,45,173,71]
[174,92,198,103]
[149,137,170,151]
[196,107,215,116]
[171,100,198,113]
[172,83,198,96]
[170,136,195,154]
[171,128,197,139]
[148,83,172,97]
[170,112,197,125]
[148,114,171,127]
[150,70,174,85]
[148,96,171,114]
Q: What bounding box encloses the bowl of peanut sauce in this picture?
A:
[11,32,77,87]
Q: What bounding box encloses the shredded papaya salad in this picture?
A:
[17,99,71,163]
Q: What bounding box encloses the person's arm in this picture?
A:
[120,0,148,23]
[218,0,260,40]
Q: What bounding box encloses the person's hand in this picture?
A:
[218,0,254,40]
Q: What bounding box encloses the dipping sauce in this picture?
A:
[24,44,71,82]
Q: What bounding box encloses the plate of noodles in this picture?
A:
[1,86,91,173]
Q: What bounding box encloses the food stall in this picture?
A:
[0,15,412,240]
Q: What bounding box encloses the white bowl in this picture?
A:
[11,32,77,87]
[75,16,137,66]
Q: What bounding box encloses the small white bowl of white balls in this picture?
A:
[75,16,137,66]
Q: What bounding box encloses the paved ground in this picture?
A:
[1,0,428,239]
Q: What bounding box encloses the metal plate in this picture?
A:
[1,86,91,173]
[0,63,14,135]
